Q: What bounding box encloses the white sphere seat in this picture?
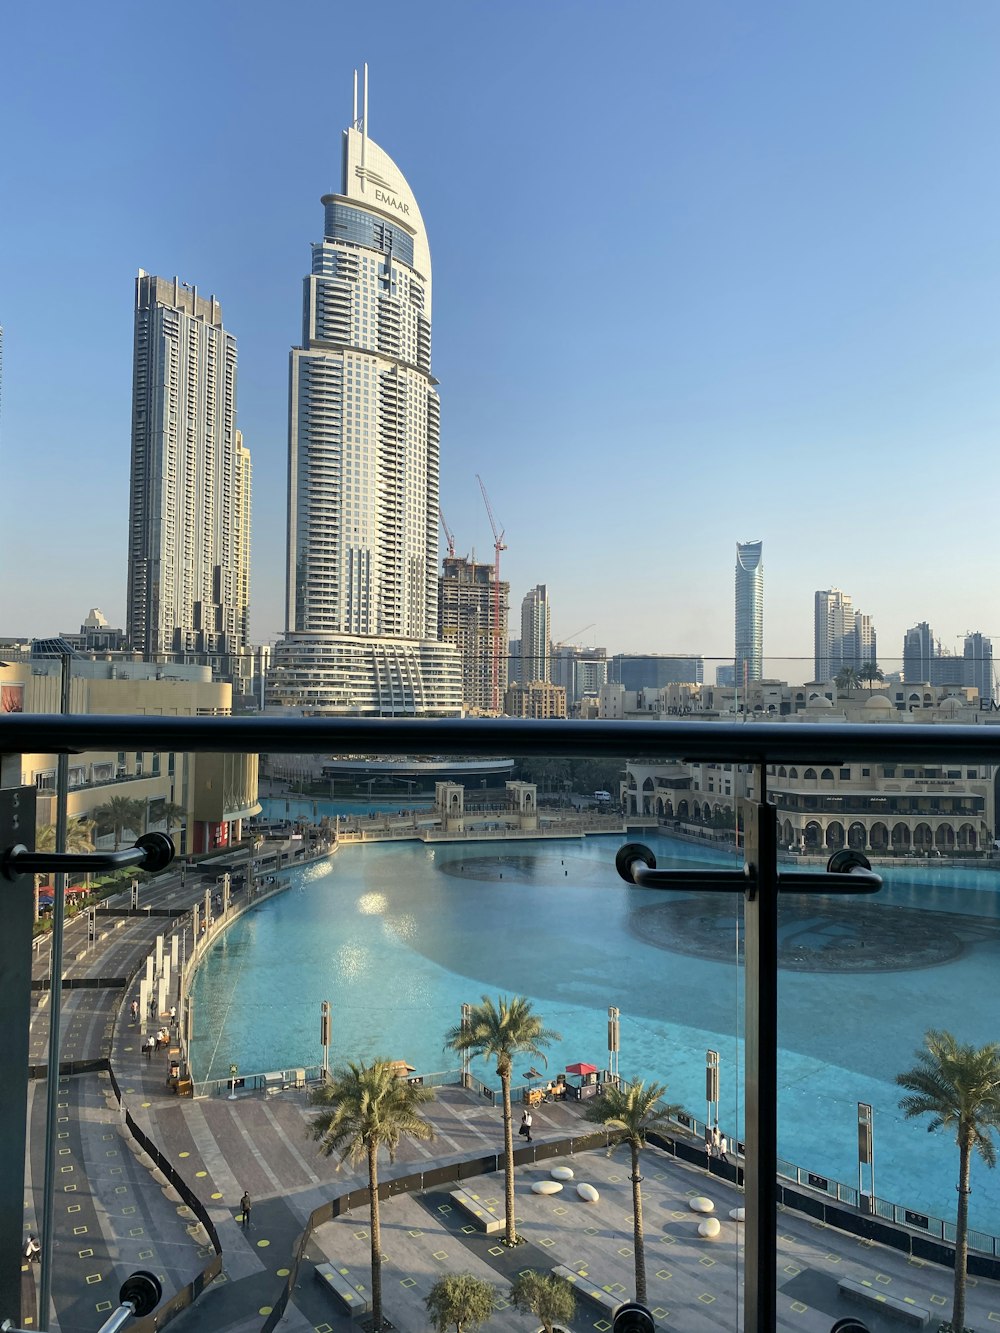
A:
[698,1218,721,1238]
[689,1196,714,1214]
[577,1182,600,1203]
[551,1166,575,1181]
[729,1207,745,1222]
[532,1180,563,1195]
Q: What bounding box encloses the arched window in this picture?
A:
[804,768,817,780]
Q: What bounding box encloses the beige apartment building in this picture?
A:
[1,656,259,856]
[504,680,567,719]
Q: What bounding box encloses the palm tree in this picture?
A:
[860,660,884,693]
[897,1030,1000,1333]
[33,819,95,921]
[309,1060,435,1331]
[92,796,146,850]
[834,666,861,691]
[161,801,186,834]
[584,1080,682,1304]
[445,995,560,1246]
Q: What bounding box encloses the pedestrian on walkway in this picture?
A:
[705,1124,714,1157]
[718,1133,729,1164]
[169,1005,177,1030]
[519,1110,532,1143]
[130,999,139,1024]
[240,1191,252,1227]
[144,1035,155,1059]
[24,1235,40,1263]
[712,1122,721,1157]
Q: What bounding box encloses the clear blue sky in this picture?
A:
[4,1,1000,676]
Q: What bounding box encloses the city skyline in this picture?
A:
[5,3,1000,667]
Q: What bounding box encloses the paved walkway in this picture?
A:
[25,853,1000,1333]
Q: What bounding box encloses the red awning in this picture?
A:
[565,1062,598,1076]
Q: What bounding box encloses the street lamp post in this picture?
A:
[607,1006,620,1083]
[461,1002,472,1081]
[857,1102,874,1212]
[706,1049,720,1139]
[229,1063,239,1100]
[320,1000,331,1079]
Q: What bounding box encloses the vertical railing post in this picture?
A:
[0,780,36,1325]
[741,776,778,1333]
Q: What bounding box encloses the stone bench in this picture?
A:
[449,1187,505,1234]
[315,1261,370,1318]
[838,1276,929,1326]
[551,1264,623,1319]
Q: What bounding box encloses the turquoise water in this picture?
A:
[190,827,1000,1231]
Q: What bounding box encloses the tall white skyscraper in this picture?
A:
[734,540,764,684]
[126,273,250,675]
[269,69,460,715]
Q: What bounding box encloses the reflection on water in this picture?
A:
[190,829,1000,1229]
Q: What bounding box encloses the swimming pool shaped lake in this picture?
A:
[189,829,1000,1231]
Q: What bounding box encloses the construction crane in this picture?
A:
[476,475,506,713]
[558,622,596,646]
[439,510,456,560]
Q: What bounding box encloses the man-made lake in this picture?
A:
[190,820,1000,1231]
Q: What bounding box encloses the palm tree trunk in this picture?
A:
[368,1140,383,1331]
[501,1070,516,1245]
[953,1130,971,1333]
[631,1142,647,1304]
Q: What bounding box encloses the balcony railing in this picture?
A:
[4,714,1000,1333]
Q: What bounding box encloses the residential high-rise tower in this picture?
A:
[126,273,250,676]
[268,69,460,715]
[734,540,764,685]
[520,584,552,684]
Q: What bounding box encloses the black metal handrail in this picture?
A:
[1,832,174,882]
[3,714,1000,761]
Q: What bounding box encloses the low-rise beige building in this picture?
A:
[0,656,259,856]
[622,692,999,856]
[504,680,567,719]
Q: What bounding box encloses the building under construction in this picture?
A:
[438,556,509,714]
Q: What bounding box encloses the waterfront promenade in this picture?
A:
[25,853,1000,1333]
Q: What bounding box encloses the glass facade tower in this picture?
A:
[734,539,764,685]
[269,83,460,715]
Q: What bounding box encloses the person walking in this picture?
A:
[712,1122,721,1157]
[24,1235,40,1263]
[704,1123,715,1158]
[144,1035,154,1060]
[240,1191,252,1228]
[718,1133,729,1164]
[130,999,139,1024]
[520,1110,533,1143]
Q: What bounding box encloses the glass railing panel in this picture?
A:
[187,751,745,1331]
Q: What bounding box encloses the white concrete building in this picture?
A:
[269,70,460,716]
